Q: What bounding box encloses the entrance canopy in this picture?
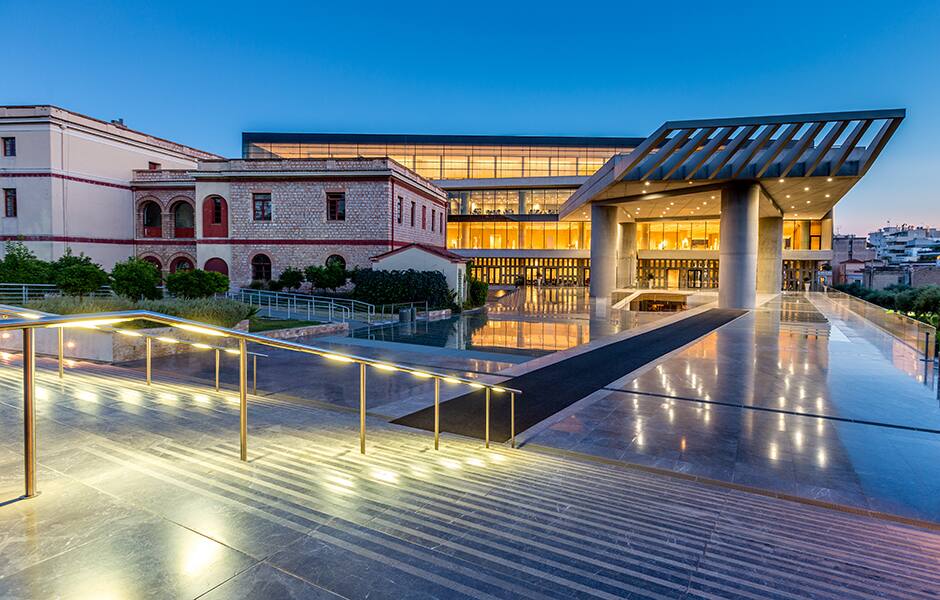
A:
[559,109,905,221]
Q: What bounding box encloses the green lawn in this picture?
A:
[249,317,322,333]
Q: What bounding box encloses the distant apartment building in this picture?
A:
[867,224,940,265]
[832,234,877,285]
[131,158,445,284]
[0,105,218,268]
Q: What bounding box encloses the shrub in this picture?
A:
[278,266,305,291]
[306,265,348,292]
[137,298,257,328]
[111,257,162,300]
[26,296,256,329]
[0,241,53,284]
[351,269,452,308]
[468,278,488,308]
[166,269,229,299]
[51,250,109,298]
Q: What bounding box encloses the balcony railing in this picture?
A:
[173,226,195,238]
[142,226,163,238]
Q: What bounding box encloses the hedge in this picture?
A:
[26,296,257,329]
[350,269,453,309]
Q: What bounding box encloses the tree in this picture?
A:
[52,249,108,298]
[111,257,162,300]
[166,269,229,299]
[0,241,53,284]
[913,286,940,319]
[322,265,348,291]
[895,289,919,314]
[278,266,304,291]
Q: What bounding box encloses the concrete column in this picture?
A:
[757,216,783,294]
[718,183,759,309]
[618,222,637,288]
[589,204,618,299]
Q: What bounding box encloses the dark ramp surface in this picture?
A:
[392,308,745,442]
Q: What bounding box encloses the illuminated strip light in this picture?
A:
[223,348,240,355]
[47,318,130,328]
[116,329,142,337]
[156,337,179,344]
[411,371,432,379]
[373,363,397,372]
[191,343,212,350]
[172,323,226,337]
[324,354,354,363]
[491,387,507,393]
[17,312,42,320]
[443,377,461,384]
[468,383,484,389]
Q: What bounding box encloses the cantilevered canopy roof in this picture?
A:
[559,109,905,221]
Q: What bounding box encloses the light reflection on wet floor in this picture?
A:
[528,293,940,523]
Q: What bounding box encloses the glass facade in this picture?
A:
[638,259,720,289]
[244,142,631,181]
[447,188,576,215]
[447,221,589,250]
[637,219,830,252]
[469,257,590,286]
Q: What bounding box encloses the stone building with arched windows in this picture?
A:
[131,157,446,286]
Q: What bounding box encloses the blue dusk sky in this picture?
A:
[3,0,938,235]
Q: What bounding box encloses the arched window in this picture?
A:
[251,254,272,281]
[204,257,229,276]
[325,254,346,270]
[172,201,195,238]
[202,196,229,238]
[141,201,162,238]
[170,256,194,273]
[141,255,162,272]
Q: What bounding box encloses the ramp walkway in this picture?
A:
[393,308,745,441]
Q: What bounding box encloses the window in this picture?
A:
[2,137,15,157]
[326,254,346,270]
[253,193,272,221]
[410,201,416,227]
[251,254,272,281]
[397,197,403,224]
[141,200,162,236]
[148,161,161,170]
[172,202,194,238]
[431,209,436,232]
[170,256,194,273]
[211,197,223,223]
[327,192,346,221]
[3,189,16,217]
[202,196,228,238]
[422,206,427,229]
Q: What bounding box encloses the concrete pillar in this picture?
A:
[718,183,759,309]
[589,204,618,299]
[618,222,637,288]
[757,216,783,294]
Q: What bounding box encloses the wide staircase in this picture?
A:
[2,359,940,599]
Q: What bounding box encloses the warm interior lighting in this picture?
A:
[172,323,226,337]
[324,354,354,363]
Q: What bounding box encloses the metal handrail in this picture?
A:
[0,308,521,500]
[230,288,359,323]
[0,282,114,304]
[822,286,936,360]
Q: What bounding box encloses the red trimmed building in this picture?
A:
[131,158,446,285]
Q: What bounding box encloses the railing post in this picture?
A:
[57,327,64,379]
[252,355,257,395]
[485,387,491,449]
[214,349,220,392]
[239,338,247,461]
[510,392,516,449]
[434,377,440,450]
[359,363,366,454]
[145,337,152,385]
[23,327,36,498]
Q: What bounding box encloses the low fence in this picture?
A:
[823,287,937,361]
[230,288,429,324]
[0,283,113,304]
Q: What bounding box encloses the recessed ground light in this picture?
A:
[786,194,791,198]
[670,202,674,205]
[790,205,795,209]
[825,193,831,198]
[826,177,833,182]
[794,213,799,217]
[703,201,708,205]
[803,186,810,191]
[688,180,694,184]
[645,181,650,186]
[806,200,811,204]
[778,179,785,183]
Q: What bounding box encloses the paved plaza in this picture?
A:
[1,357,940,599]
